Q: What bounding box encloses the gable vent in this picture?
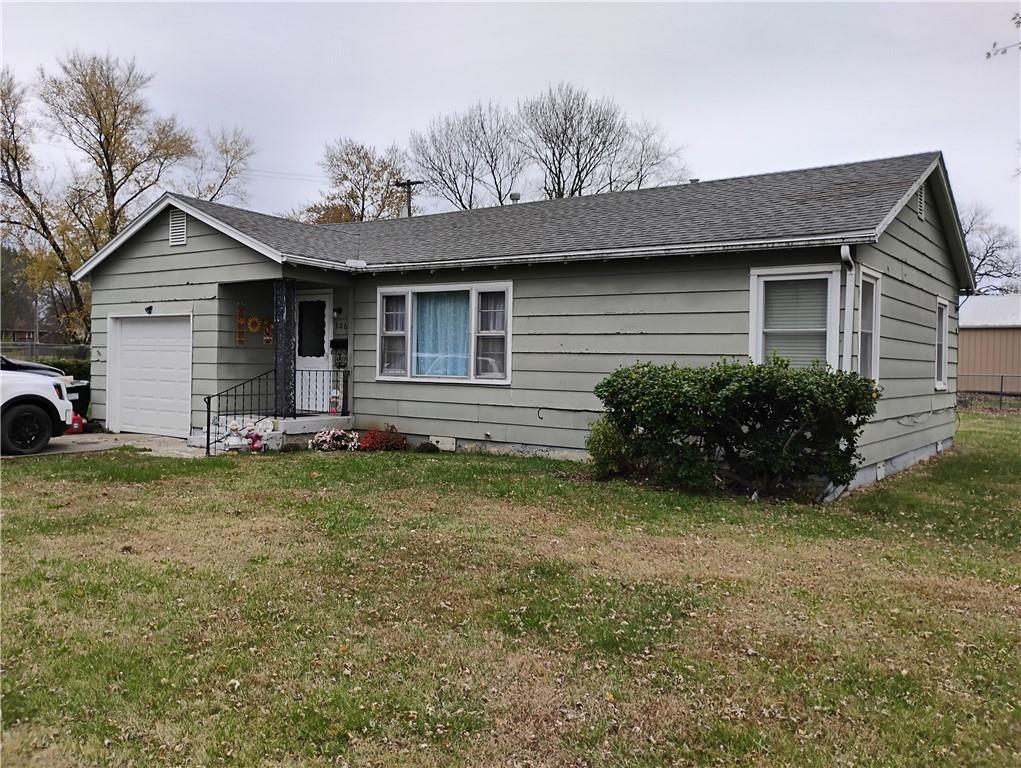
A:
[169,209,187,246]
[916,185,925,221]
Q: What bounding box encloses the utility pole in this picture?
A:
[392,179,424,218]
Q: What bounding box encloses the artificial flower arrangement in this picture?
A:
[308,428,360,452]
[308,424,408,452]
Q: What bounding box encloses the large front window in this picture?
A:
[378,282,511,383]
[749,266,840,368]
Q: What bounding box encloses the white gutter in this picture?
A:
[355,230,879,274]
[840,244,855,372]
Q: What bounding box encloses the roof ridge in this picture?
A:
[321,150,943,228]
[171,151,942,231]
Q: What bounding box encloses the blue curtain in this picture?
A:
[414,291,469,376]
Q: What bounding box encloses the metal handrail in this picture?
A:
[203,369,275,456]
[203,367,351,455]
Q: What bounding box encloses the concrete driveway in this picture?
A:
[3,432,205,459]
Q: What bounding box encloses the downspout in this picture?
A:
[840,245,855,372]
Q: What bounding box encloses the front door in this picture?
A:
[295,291,333,413]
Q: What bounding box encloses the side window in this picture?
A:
[749,267,840,368]
[935,298,949,389]
[859,273,880,381]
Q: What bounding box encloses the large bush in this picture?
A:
[593,359,879,495]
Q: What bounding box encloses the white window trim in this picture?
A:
[856,266,882,383]
[375,281,513,385]
[748,265,841,368]
[935,296,949,390]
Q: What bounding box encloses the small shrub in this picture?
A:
[414,440,440,453]
[585,416,630,479]
[31,357,91,380]
[358,424,408,452]
[594,358,879,495]
[309,428,359,452]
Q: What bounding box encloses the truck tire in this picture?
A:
[2,403,53,455]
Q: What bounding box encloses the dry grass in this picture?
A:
[2,415,1020,767]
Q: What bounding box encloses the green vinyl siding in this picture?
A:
[87,207,284,432]
[350,249,838,451]
[854,179,961,468]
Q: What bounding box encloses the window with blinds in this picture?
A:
[761,278,829,367]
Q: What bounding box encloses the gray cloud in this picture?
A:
[3,2,1018,228]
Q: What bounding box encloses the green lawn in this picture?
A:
[2,412,1019,766]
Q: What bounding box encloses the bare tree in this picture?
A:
[517,82,631,199]
[187,127,255,202]
[961,204,1021,294]
[319,138,405,221]
[410,102,527,210]
[467,102,527,205]
[601,119,686,192]
[410,112,481,210]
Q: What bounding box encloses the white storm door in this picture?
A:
[114,315,192,437]
[295,291,333,413]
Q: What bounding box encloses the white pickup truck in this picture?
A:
[0,370,75,455]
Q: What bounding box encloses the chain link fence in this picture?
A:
[958,374,1021,410]
[0,342,91,360]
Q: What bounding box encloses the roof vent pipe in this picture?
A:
[840,245,855,373]
[689,178,700,184]
[509,192,521,204]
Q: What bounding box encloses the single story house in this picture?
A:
[73,151,974,487]
[957,293,1021,397]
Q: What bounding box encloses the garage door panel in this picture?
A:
[115,317,192,438]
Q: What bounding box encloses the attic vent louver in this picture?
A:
[169,209,187,246]
[916,185,925,221]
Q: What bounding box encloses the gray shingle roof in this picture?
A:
[173,151,940,269]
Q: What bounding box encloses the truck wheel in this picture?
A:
[2,404,52,455]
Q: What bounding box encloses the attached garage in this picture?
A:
[108,315,192,438]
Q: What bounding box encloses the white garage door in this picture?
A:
[114,316,192,438]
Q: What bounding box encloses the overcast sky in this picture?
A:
[3,2,1019,228]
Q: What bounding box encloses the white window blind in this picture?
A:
[169,209,187,246]
[761,278,829,367]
